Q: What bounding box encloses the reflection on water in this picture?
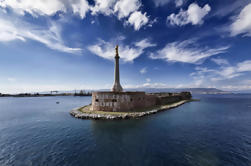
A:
[0,95,251,166]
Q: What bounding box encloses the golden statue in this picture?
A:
[115,45,119,57]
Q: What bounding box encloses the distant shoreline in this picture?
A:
[0,93,92,97]
[1,93,250,98]
[0,88,238,97]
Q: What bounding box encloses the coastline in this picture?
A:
[70,99,193,120]
[0,94,91,97]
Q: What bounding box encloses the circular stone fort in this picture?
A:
[70,45,192,119]
[91,45,191,112]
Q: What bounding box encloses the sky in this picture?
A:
[0,0,251,93]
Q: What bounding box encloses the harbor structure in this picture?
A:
[91,46,191,112]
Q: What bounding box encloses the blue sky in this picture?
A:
[0,0,251,93]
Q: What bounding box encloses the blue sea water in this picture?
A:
[0,95,251,166]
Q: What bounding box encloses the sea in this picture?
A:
[0,94,251,166]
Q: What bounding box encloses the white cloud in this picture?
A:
[114,0,141,19]
[88,38,156,62]
[211,58,229,66]
[140,67,147,74]
[230,3,251,36]
[175,0,185,7]
[167,10,187,26]
[127,11,149,31]
[124,81,191,89]
[126,59,251,91]
[150,39,229,64]
[0,0,151,30]
[167,3,211,26]
[7,77,17,82]
[146,78,151,82]
[71,0,89,19]
[0,0,90,19]
[148,18,158,27]
[91,0,150,30]
[237,60,251,72]
[91,0,116,16]
[218,66,242,79]
[153,0,185,7]
[153,0,171,7]
[191,60,251,82]
[0,19,26,42]
[0,0,66,16]
[135,38,156,48]
[124,82,171,89]
[213,1,249,18]
[220,84,251,91]
[0,17,81,54]
[141,82,167,88]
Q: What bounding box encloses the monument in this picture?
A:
[90,46,191,112]
[112,45,123,92]
[70,45,192,119]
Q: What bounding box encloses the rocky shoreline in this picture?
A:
[70,100,192,120]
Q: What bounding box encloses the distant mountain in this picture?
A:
[124,88,231,94]
[231,90,251,94]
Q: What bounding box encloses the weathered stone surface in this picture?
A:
[91,91,192,112]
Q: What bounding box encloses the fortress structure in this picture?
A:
[91,46,191,112]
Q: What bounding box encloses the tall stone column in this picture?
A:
[112,45,123,92]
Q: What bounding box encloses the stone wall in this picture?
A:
[155,92,192,105]
[91,92,151,112]
[91,91,191,112]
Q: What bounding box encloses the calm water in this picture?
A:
[0,95,251,166]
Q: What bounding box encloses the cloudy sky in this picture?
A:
[0,0,251,93]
